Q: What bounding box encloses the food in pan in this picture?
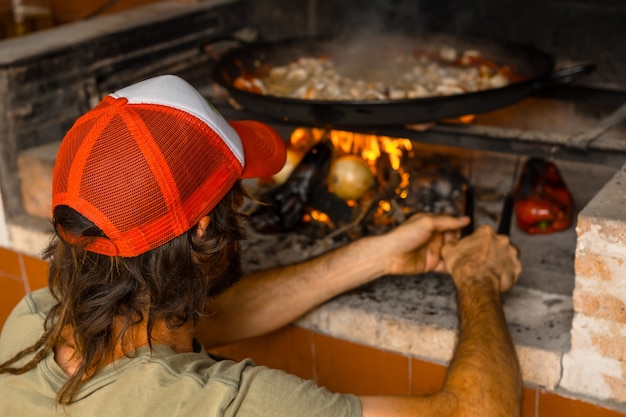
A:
[233,47,524,101]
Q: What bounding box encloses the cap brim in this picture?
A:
[229,120,287,179]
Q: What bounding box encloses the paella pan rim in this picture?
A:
[211,32,556,126]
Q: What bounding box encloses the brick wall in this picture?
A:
[562,165,626,405]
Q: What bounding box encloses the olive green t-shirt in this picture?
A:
[0,288,361,417]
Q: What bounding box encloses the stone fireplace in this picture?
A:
[0,0,625,412]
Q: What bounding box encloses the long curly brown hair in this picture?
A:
[0,182,247,405]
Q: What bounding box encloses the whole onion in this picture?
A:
[327,155,375,201]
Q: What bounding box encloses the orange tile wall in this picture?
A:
[1,245,624,417]
[0,246,48,327]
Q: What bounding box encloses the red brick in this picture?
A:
[591,334,626,362]
[575,252,616,281]
[574,291,626,323]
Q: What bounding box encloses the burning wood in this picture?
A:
[246,128,468,243]
[247,140,338,234]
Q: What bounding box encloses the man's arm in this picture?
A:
[195,214,470,349]
[360,226,522,417]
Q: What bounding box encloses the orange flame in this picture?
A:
[302,209,335,227]
[289,128,413,172]
[441,114,476,124]
[288,128,417,228]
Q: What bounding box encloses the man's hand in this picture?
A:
[442,225,522,293]
[380,213,471,276]
[360,224,523,417]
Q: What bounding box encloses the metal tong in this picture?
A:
[461,156,520,237]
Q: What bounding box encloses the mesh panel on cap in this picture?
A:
[81,113,168,238]
[53,115,101,200]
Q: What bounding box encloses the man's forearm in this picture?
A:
[195,213,469,350]
[359,278,521,417]
[196,234,387,348]
[442,275,522,417]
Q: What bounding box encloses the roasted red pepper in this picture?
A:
[514,158,573,234]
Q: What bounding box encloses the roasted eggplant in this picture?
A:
[249,140,334,233]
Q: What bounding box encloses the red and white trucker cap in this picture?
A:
[52,74,286,257]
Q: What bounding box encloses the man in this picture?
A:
[0,74,522,416]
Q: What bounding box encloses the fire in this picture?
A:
[285,127,416,228]
[254,126,468,237]
[288,127,414,172]
[378,200,391,212]
[441,114,477,124]
[302,209,335,227]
